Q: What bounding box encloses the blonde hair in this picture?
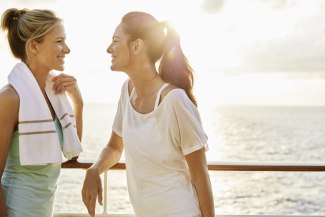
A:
[1,8,61,61]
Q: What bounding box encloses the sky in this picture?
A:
[1,0,325,107]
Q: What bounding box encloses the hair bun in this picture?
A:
[13,9,27,19]
[1,8,27,31]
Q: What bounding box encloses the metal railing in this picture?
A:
[62,160,325,172]
[54,160,325,217]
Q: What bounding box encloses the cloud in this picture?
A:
[240,12,325,73]
[201,0,224,14]
[199,0,325,74]
[197,0,325,75]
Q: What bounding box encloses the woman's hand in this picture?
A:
[82,168,103,217]
[52,73,83,106]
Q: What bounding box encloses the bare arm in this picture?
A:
[82,131,123,217]
[70,92,83,141]
[0,85,19,217]
[186,148,215,217]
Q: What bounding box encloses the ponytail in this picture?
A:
[159,25,197,107]
[120,12,197,106]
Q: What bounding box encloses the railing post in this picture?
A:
[103,171,108,214]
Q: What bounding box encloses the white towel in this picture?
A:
[8,62,83,165]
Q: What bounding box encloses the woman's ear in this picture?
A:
[132,39,144,55]
[26,39,39,55]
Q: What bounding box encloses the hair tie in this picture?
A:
[13,9,26,21]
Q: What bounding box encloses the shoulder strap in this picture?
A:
[154,83,169,109]
[129,88,136,99]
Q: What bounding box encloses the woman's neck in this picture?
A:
[25,61,49,90]
[129,66,163,98]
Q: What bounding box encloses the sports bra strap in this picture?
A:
[129,83,169,110]
[154,83,169,109]
[130,88,136,99]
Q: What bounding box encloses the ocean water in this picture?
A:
[54,104,325,215]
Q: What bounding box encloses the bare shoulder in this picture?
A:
[0,84,19,102]
[0,85,19,165]
[0,84,19,114]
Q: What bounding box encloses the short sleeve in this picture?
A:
[171,90,208,155]
[112,80,129,137]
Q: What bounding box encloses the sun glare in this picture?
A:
[1,0,324,106]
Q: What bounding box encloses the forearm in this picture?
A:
[73,101,83,141]
[192,173,215,217]
[90,145,122,175]
[0,187,7,217]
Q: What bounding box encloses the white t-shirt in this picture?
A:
[113,80,208,217]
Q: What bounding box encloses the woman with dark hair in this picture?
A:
[0,8,83,217]
[82,11,215,217]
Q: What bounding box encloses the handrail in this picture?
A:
[58,160,325,217]
[62,159,325,172]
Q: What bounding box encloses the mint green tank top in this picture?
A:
[1,118,64,217]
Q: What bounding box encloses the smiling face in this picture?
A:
[34,23,70,72]
[106,23,132,72]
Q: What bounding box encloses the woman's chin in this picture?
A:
[110,65,118,71]
[55,66,65,71]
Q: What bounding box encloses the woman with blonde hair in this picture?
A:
[0,8,83,217]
